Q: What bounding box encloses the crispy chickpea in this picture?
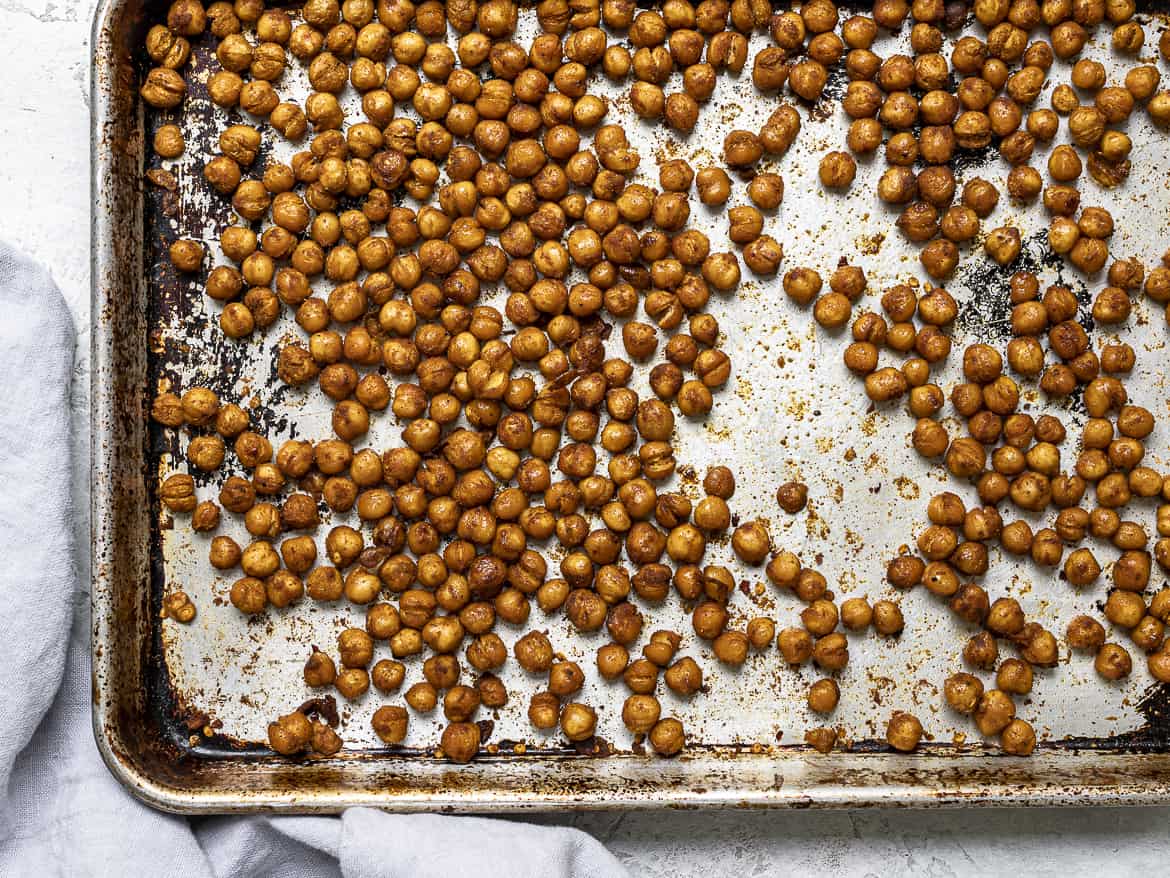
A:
[560,702,597,742]
[514,630,554,672]
[440,722,480,763]
[783,268,823,305]
[523,690,559,731]
[944,672,984,714]
[886,711,923,752]
[808,679,840,715]
[814,292,852,329]
[1064,547,1102,586]
[812,632,848,671]
[731,520,770,564]
[1095,642,1132,680]
[267,710,312,755]
[369,659,405,694]
[648,717,685,756]
[974,689,1016,736]
[1000,718,1036,755]
[996,658,1033,695]
[1067,614,1107,651]
[622,694,661,735]
[695,166,732,206]
[1149,650,1170,682]
[864,600,900,636]
[371,705,408,745]
[818,151,856,189]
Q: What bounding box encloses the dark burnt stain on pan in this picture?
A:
[952,227,1095,418]
[1052,682,1170,754]
[954,229,1094,345]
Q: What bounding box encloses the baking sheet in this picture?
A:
[93,0,1170,810]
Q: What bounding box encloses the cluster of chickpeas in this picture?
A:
[145,0,836,762]
[777,0,1170,284]
[144,0,1170,762]
[766,0,1170,753]
[794,0,1170,752]
[867,259,1170,753]
[762,0,1170,756]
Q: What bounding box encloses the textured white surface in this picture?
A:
[3,0,1170,873]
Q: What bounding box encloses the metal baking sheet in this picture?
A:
[92,0,1170,811]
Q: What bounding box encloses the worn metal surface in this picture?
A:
[93,0,1170,812]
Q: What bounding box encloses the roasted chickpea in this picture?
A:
[886,711,923,752]
[1095,642,1132,680]
[818,151,856,189]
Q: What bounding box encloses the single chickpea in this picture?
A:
[1067,615,1107,651]
[819,151,857,189]
[560,702,597,741]
[944,672,984,714]
[808,679,840,714]
[886,711,923,752]
[974,689,1016,736]
[649,717,685,756]
[1001,719,1037,755]
[1095,642,1132,680]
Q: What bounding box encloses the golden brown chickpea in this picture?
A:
[872,601,905,636]
[961,630,998,670]
[267,710,312,755]
[367,659,405,695]
[437,721,479,763]
[818,151,856,189]
[640,631,679,668]
[694,166,732,206]
[153,122,184,159]
[333,665,369,700]
[1000,718,1036,755]
[920,239,959,279]
[301,647,337,688]
[159,472,197,513]
[1105,590,1146,629]
[1095,642,1132,680]
[513,630,554,673]
[834,596,872,631]
[813,292,852,329]
[912,419,950,459]
[734,616,774,651]
[648,717,685,756]
[972,689,1016,737]
[782,268,823,306]
[886,711,923,752]
[944,672,984,714]
[1114,550,1151,591]
[807,678,840,715]
[713,630,749,666]
[1132,615,1165,653]
[1062,547,1101,586]
[995,658,1033,696]
[1065,614,1107,651]
[560,702,597,742]
[518,689,559,734]
[846,118,883,155]
[614,694,660,738]
[1149,650,1170,682]
[731,520,770,564]
[812,632,848,671]
[774,625,811,665]
[367,705,409,746]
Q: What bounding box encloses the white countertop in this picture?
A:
[4,0,1167,873]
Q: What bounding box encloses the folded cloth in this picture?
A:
[0,241,627,878]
